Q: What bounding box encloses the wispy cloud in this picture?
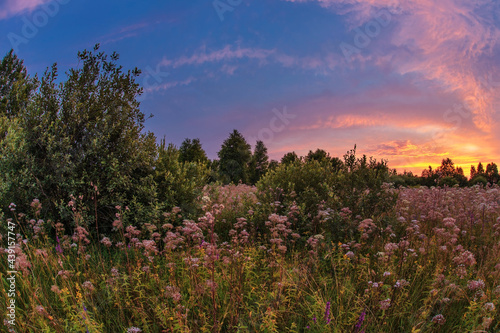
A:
[285,0,500,133]
[148,45,343,94]
[160,45,275,68]
[143,77,196,93]
[275,0,500,173]
[159,44,341,72]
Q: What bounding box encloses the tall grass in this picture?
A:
[1,185,499,332]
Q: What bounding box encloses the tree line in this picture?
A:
[1,47,498,233]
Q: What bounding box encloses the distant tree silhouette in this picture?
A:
[306,149,330,163]
[217,130,252,184]
[470,165,477,179]
[477,162,485,175]
[281,152,300,165]
[485,162,499,184]
[249,140,269,184]
[179,138,208,164]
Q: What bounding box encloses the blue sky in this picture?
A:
[1,0,500,175]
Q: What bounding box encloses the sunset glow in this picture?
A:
[1,0,499,175]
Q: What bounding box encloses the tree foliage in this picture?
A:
[179,138,208,164]
[217,129,251,184]
[248,140,269,184]
[0,45,158,230]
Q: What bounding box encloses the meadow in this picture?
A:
[1,184,499,332]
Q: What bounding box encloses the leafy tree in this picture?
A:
[470,165,477,179]
[0,50,37,118]
[305,149,330,163]
[421,166,438,186]
[330,156,344,173]
[470,175,487,186]
[217,130,251,184]
[485,162,499,184]
[281,151,300,165]
[437,158,456,177]
[477,162,485,175]
[248,140,269,184]
[268,159,279,171]
[1,45,158,230]
[155,139,209,216]
[179,138,208,164]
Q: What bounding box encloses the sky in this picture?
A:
[1,0,499,176]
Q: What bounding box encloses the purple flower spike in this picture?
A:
[354,310,366,333]
[325,301,331,323]
[55,235,63,254]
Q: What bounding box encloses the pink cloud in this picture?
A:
[277,0,500,173]
[0,0,52,20]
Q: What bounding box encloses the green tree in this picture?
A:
[217,130,251,184]
[305,149,330,163]
[1,45,158,230]
[155,139,208,216]
[179,138,208,164]
[268,159,279,171]
[248,140,269,184]
[281,151,300,165]
[0,50,37,118]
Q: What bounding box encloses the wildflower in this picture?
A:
[112,219,123,229]
[127,327,142,333]
[483,302,495,312]
[278,245,287,253]
[354,310,366,333]
[165,286,182,302]
[324,301,331,323]
[431,314,446,325]
[482,317,493,329]
[383,271,391,277]
[55,236,63,254]
[379,298,391,310]
[345,251,355,259]
[51,285,61,294]
[453,251,476,267]
[467,279,485,291]
[82,281,94,292]
[101,237,112,247]
[394,279,409,288]
[111,267,119,277]
[36,305,45,314]
[384,243,398,253]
